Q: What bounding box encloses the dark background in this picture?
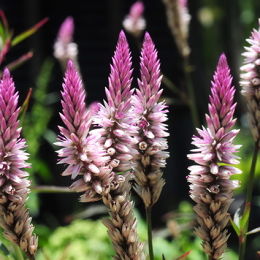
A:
[0,0,260,258]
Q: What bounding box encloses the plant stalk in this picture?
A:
[239,140,259,260]
[31,185,75,193]
[14,245,24,260]
[183,56,200,128]
[145,206,154,260]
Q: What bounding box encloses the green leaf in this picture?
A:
[240,203,250,231]
[230,217,240,236]
[0,242,10,256]
[11,17,48,46]
[246,227,260,236]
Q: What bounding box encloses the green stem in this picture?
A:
[31,185,75,193]
[183,57,200,128]
[239,141,259,260]
[13,245,24,260]
[145,206,154,260]
[162,75,188,104]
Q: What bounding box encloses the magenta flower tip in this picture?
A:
[58,16,74,43]
[130,1,144,18]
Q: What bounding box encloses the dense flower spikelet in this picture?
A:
[0,69,38,257]
[132,32,169,208]
[102,177,144,260]
[54,17,78,67]
[93,31,137,174]
[123,1,146,37]
[56,61,114,202]
[92,31,143,260]
[187,54,240,259]
[240,19,260,143]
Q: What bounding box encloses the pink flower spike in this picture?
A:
[123,1,146,37]
[132,32,169,207]
[56,60,114,202]
[57,16,74,44]
[0,69,37,257]
[187,54,240,259]
[240,19,260,142]
[92,31,137,174]
[54,17,78,66]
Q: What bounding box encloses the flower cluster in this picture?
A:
[187,54,241,259]
[123,1,146,37]
[240,19,260,143]
[92,31,137,175]
[132,32,169,208]
[56,61,115,202]
[54,17,78,67]
[0,69,37,258]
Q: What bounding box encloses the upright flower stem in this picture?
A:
[14,245,24,260]
[145,206,154,260]
[239,140,259,260]
[183,56,200,128]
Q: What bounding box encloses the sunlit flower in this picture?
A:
[0,69,37,257]
[132,32,169,207]
[187,54,241,259]
[240,19,260,143]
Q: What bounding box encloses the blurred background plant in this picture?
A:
[0,0,260,259]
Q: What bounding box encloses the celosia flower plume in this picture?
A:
[187,54,241,259]
[54,17,78,66]
[56,60,115,202]
[123,1,146,37]
[93,30,137,174]
[132,32,169,208]
[240,19,260,143]
[91,31,143,260]
[0,69,38,258]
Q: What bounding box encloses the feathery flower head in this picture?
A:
[132,32,169,207]
[187,54,241,259]
[123,1,146,37]
[0,69,38,257]
[56,60,115,202]
[54,17,78,65]
[240,19,260,142]
[93,31,137,174]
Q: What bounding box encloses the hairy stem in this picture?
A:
[145,206,154,260]
[239,140,259,260]
[31,185,75,193]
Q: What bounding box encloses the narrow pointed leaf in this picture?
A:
[11,17,49,46]
[246,227,260,236]
[230,217,240,236]
[175,250,192,260]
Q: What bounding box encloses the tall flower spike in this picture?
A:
[123,1,146,38]
[187,54,241,260]
[240,19,260,144]
[54,17,78,68]
[93,30,137,174]
[162,0,191,57]
[0,69,38,258]
[132,32,169,208]
[56,60,114,202]
[92,31,143,260]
